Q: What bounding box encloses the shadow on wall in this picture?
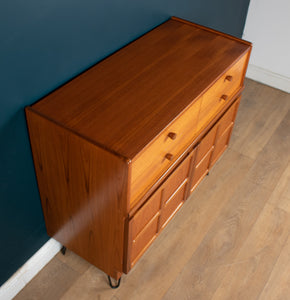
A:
[0,110,48,285]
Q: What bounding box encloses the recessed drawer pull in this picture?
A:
[220,94,229,102]
[225,75,233,82]
[168,132,177,140]
[165,153,174,161]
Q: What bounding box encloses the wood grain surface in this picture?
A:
[31,18,250,159]
[26,109,128,279]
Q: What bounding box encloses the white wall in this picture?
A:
[243,0,290,93]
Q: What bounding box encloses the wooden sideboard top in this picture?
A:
[30,17,251,160]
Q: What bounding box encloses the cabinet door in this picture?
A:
[126,151,193,271]
[210,98,240,167]
[189,125,217,194]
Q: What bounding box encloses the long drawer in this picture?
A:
[129,53,248,207]
[197,54,247,132]
[129,97,201,206]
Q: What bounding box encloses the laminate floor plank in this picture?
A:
[162,179,272,300]
[13,257,81,300]
[60,266,118,300]
[211,204,290,300]
[231,79,290,160]
[230,79,273,153]
[246,109,290,190]
[258,234,290,300]
[233,79,266,133]
[268,161,290,213]
[55,249,91,275]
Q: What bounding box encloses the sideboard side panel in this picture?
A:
[26,108,128,279]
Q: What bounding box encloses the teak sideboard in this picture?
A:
[26,17,252,285]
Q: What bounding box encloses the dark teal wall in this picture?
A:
[0,0,250,285]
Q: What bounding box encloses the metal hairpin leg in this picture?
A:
[61,246,67,255]
[108,275,121,289]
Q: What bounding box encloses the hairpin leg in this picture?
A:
[60,246,66,255]
[108,275,121,289]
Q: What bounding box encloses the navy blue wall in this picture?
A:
[0,0,250,285]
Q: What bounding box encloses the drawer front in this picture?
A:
[162,153,193,201]
[197,54,247,133]
[130,98,201,205]
[160,181,187,229]
[127,152,193,270]
[189,123,218,193]
[211,126,233,166]
[210,98,240,166]
[195,125,217,164]
[130,214,159,267]
[190,147,213,193]
[130,189,162,239]
[215,98,239,138]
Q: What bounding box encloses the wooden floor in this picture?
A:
[15,79,290,300]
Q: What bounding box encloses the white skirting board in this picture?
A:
[0,238,62,300]
[246,64,290,93]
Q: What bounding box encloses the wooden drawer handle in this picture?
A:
[220,94,229,101]
[225,75,233,82]
[165,153,174,161]
[168,132,177,140]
